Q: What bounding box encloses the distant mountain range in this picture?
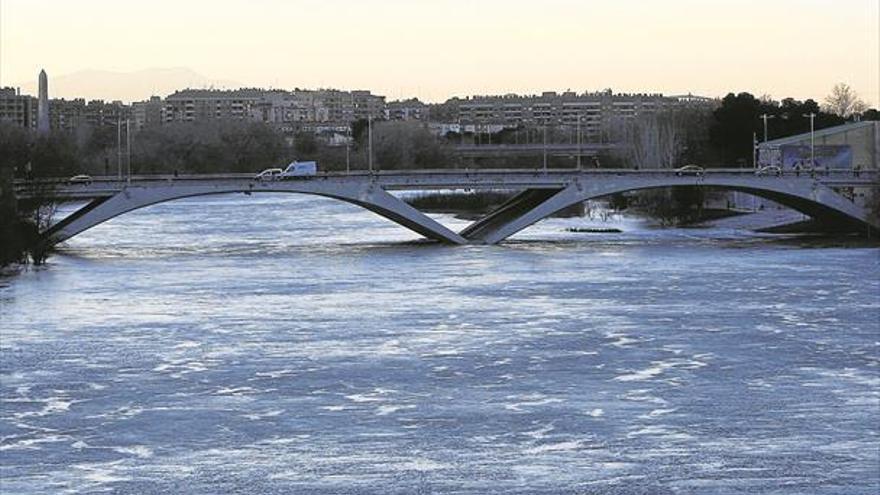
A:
[13,68,242,102]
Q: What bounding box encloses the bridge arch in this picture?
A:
[43,182,467,247]
[468,177,877,244]
[37,174,877,247]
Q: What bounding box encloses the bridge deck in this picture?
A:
[15,168,878,200]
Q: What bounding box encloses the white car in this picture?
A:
[254,168,283,181]
[755,165,782,177]
[675,165,704,177]
[68,174,93,185]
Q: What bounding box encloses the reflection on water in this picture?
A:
[1,194,878,494]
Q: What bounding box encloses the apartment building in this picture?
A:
[41,98,129,131]
[445,90,691,137]
[163,88,385,127]
[386,98,428,121]
[163,88,268,123]
[131,96,165,130]
[0,87,36,129]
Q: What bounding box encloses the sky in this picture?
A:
[1,0,878,104]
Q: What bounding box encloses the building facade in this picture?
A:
[386,98,428,121]
[0,87,36,129]
[163,88,385,128]
[131,96,165,130]
[440,90,702,138]
[757,121,879,211]
[47,98,130,131]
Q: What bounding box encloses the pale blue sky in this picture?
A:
[1,0,877,104]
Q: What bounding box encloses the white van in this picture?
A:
[280,161,317,179]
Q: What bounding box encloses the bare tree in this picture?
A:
[823,83,868,118]
[605,111,687,169]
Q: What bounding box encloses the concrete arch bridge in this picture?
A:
[13,169,879,247]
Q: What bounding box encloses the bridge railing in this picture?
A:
[13,167,879,190]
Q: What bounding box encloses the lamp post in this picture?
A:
[759,113,775,142]
[542,123,548,172]
[367,114,373,174]
[802,112,816,168]
[345,125,351,173]
[348,95,353,173]
[752,132,758,169]
[116,118,122,181]
[126,118,131,183]
[576,114,583,169]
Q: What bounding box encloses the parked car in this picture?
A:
[675,165,704,177]
[68,174,93,185]
[280,161,318,179]
[254,168,283,181]
[755,165,782,177]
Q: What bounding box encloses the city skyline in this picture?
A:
[1,0,878,105]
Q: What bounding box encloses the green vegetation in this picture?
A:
[709,93,845,166]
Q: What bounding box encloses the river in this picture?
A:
[1,193,878,494]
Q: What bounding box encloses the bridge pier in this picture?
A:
[460,188,561,243]
[471,184,585,244]
[353,187,467,244]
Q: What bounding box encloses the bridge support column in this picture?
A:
[356,187,468,244]
[461,188,561,243]
[470,183,585,244]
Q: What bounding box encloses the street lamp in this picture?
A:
[576,114,583,170]
[347,94,353,173]
[759,113,775,142]
[126,118,131,183]
[802,113,816,168]
[752,132,758,169]
[116,118,122,181]
[367,114,373,174]
[345,125,351,173]
[542,123,548,172]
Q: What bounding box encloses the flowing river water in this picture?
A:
[1,194,878,494]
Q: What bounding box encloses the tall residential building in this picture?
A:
[386,98,428,121]
[164,88,268,123]
[37,69,50,134]
[48,98,130,131]
[351,90,385,121]
[131,96,165,130]
[0,87,36,128]
[163,88,385,127]
[441,90,709,137]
